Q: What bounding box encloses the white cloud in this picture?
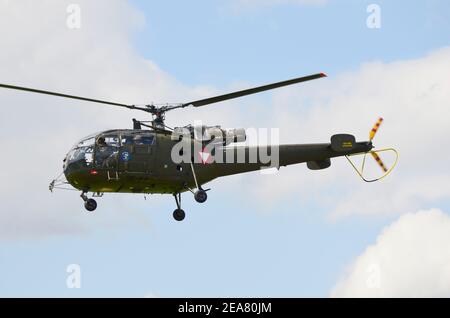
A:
[242,46,450,218]
[330,209,450,297]
[2,1,449,240]
[0,0,241,239]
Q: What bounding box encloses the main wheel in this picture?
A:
[173,209,186,221]
[194,190,207,203]
[84,198,97,212]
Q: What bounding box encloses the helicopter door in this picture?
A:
[119,132,155,174]
[94,134,120,170]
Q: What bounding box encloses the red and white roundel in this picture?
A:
[198,148,213,164]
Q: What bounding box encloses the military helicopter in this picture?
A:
[0,73,397,221]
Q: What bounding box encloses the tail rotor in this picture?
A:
[345,117,398,182]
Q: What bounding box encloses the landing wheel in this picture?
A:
[84,198,97,212]
[173,209,185,221]
[194,190,208,203]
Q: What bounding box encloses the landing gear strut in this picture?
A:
[190,161,208,204]
[81,192,97,212]
[173,193,185,221]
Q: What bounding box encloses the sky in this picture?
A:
[0,0,449,297]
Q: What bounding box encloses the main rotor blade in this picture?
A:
[182,72,327,108]
[0,83,140,110]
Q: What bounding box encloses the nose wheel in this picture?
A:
[84,199,97,212]
[81,192,97,212]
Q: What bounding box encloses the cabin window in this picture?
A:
[121,133,155,146]
[97,135,119,147]
[95,134,120,168]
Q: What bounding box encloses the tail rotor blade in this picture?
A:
[346,117,398,182]
[371,151,388,173]
[369,117,384,141]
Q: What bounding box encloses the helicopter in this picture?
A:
[0,73,398,221]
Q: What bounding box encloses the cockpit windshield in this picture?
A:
[75,135,96,148]
[64,130,156,171]
[64,135,96,169]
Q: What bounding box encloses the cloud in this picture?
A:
[1,1,449,240]
[330,209,450,297]
[0,0,241,239]
[241,46,450,218]
[0,0,153,239]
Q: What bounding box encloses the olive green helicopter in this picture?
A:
[0,73,398,221]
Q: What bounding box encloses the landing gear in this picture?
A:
[81,192,97,212]
[173,193,185,221]
[173,208,185,221]
[84,199,97,212]
[194,189,208,203]
[189,161,208,204]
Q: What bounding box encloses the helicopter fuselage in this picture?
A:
[63,129,372,194]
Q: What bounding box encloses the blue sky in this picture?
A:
[0,0,449,297]
[130,0,450,85]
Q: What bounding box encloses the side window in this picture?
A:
[121,133,155,146]
[142,135,155,145]
[133,134,155,145]
[104,136,120,147]
[95,134,119,167]
[121,135,134,146]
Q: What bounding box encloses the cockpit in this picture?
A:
[64,134,96,171]
[63,130,156,174]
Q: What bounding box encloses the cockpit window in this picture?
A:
[77,136,95,148]
[97,135,120,147]
[65,131,155,171]
[65,136,95,169]
[121,133,155,146]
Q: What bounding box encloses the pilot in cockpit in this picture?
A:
[96,137,107,147]
[96,136,117,168]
